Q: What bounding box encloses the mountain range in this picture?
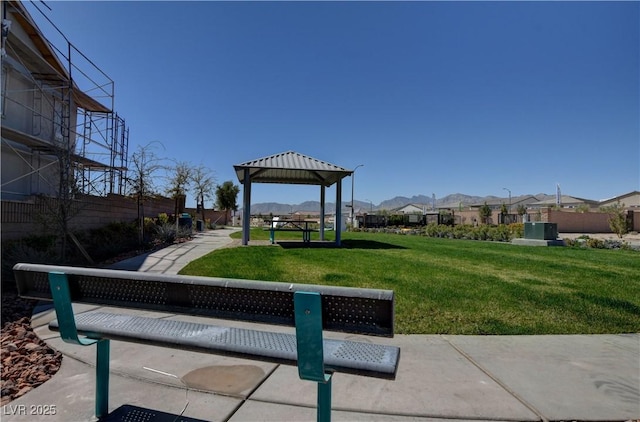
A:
[247,193,553,215]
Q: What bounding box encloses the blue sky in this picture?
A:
[27,1,639,207]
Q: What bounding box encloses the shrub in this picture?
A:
[388,215,405,226]
[586,238,605,249]
[143,217,157,238]
[603,240,624,249]
[508,223,524,239]
[474,225,490,241]
[424,223,439,237]
[600,202,629,238]
[79,221,139,262]
[492,224,511,242]
[423,223,453,238]
[158,213,169,224]
[154,222,178,244]
[152,222,193,245]
[177,224,193,240]
[453,224,473,240]
[576,204,591,213]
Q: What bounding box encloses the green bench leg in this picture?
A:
[294,291,332,422]
[48,272,110,418]
[95,339,110,418]
[317,376,332,422]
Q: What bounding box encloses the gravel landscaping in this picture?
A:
[1,291,62,406]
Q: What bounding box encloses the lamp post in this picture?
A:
[351,164,364,228]
[503,187,512,212]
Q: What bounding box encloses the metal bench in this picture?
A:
[13,263,399,422]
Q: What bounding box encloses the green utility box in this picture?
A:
[524,222,558,240]
[178,213,192,232]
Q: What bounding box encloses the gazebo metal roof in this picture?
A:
[234,151,353,246]
[234,151,352,186]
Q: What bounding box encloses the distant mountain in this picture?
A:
[378,195,432,210]
[378,193,492,210]
[246,193,550,215]
[437,193,489,208]
[297,201,333,212]
[250,200,370,215]
[249,202,305,215]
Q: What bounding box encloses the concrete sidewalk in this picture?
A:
[3,228,639,422]
[107,227,240,273]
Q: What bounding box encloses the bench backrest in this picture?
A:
[14,263,394,337]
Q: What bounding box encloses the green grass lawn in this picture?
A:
[180,230,640,335]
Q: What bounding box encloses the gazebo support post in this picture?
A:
[320,185,326,241]
[242,168,251,246]
[335,180,342,246]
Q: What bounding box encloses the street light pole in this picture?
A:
[351,164,364,228]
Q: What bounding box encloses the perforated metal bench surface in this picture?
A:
[15,263,394,337]
[49,311,399,379]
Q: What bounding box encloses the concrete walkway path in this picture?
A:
[107,228,240,273]
[3,228,639,422]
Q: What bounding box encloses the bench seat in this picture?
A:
[49,311,399,379]
[15,263,399,421]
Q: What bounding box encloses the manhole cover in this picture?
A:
[181,365,265,395]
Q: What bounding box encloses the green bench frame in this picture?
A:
[14,263,399,422]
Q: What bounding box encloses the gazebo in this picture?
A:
[234,151,353,246]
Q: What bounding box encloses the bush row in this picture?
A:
[564,236,637,250]
[352,224,637,251]
[423,223,524,241]
[353,223,524,242]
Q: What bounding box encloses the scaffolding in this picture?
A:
[1,0,128,199]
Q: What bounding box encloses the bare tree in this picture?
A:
[166,161,192,222]
[128,142,165,243]
[190,165,216,224]
[601,201,629,239]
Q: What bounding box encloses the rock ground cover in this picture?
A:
[1,292,62,406]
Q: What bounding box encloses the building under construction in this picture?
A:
[1,0,129,202]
